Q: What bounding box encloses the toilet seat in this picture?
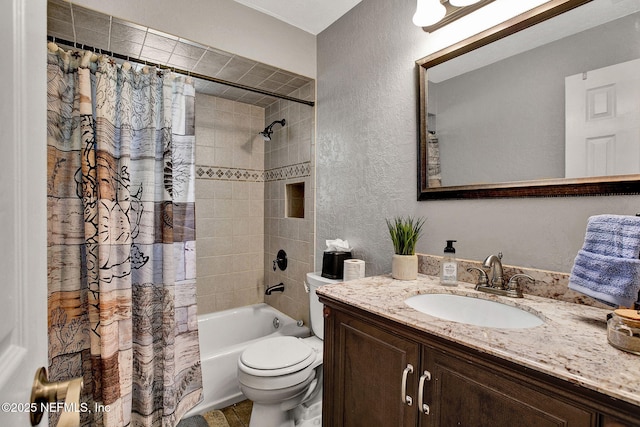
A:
[241,336,314,376]
[238,336,322,391]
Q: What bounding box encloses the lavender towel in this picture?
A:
[568,215,640,307]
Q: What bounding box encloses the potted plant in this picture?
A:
[386,216,426,280]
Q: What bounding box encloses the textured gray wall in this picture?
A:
[316,0,640,275]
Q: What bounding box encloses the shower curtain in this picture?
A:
[427,132,442,187]
[47,45,202,426]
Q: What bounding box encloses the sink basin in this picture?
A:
[404,293,544,329]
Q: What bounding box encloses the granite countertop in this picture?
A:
[316,274,640,407]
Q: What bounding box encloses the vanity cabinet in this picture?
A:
[422,343,592,426]
[322,307,419,426]
[321,300,640,427]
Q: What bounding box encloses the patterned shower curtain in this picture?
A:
[47,46,202,426]
[427,132,442,187]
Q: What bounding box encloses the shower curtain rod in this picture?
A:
[47,35,315,107]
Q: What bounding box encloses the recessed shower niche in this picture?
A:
[286,182,305,219]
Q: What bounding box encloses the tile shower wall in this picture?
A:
[195,94,266,314]
[264,82,316,325]
[194,86,316,322]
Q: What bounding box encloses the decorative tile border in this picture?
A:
[196,166,264,182]
[196,161,311,182]
[265,162,311,182]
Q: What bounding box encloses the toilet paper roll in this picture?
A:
[343,259,365,281]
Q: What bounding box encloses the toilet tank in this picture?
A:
[306,272,340,340]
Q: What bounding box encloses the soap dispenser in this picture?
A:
[441,240,458,286]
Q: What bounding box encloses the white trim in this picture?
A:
[0,0,47,420]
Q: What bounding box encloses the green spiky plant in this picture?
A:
[386,216,426,255]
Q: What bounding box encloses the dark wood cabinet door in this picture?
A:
[323,309,420,427]
[420,345,597,427]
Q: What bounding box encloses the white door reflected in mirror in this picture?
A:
[565,58,640,178]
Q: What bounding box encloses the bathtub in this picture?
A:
[184,303,310,417]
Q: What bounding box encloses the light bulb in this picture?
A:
[413,0,447,27]
[449,0,481,6]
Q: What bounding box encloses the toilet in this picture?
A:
[237,272,338,427]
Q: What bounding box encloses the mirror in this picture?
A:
[417,0,640,199]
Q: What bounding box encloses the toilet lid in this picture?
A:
[241,336,313,371]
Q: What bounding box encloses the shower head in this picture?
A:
[259,119,286,141]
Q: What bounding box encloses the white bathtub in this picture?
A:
[184,303,310,417]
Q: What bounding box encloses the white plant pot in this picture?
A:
[392,254,418,280]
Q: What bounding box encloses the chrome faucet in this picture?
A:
[505,274,535,298]
[468,252,535,298]
[482,252,504,289]
[467,267,488,288]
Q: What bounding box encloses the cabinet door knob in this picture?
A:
[401,364,414,406]
[418,370,432,415]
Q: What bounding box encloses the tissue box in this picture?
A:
[322,251,352,279]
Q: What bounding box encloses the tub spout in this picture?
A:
[265,282,285,295]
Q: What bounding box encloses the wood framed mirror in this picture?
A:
[417,0,640,199]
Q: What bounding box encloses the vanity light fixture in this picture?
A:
[413,0,447,27]
[414,0,496,32]
[449,0,481,6]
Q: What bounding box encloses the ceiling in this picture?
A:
[231,0,362,35]
[47,0,316,108]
